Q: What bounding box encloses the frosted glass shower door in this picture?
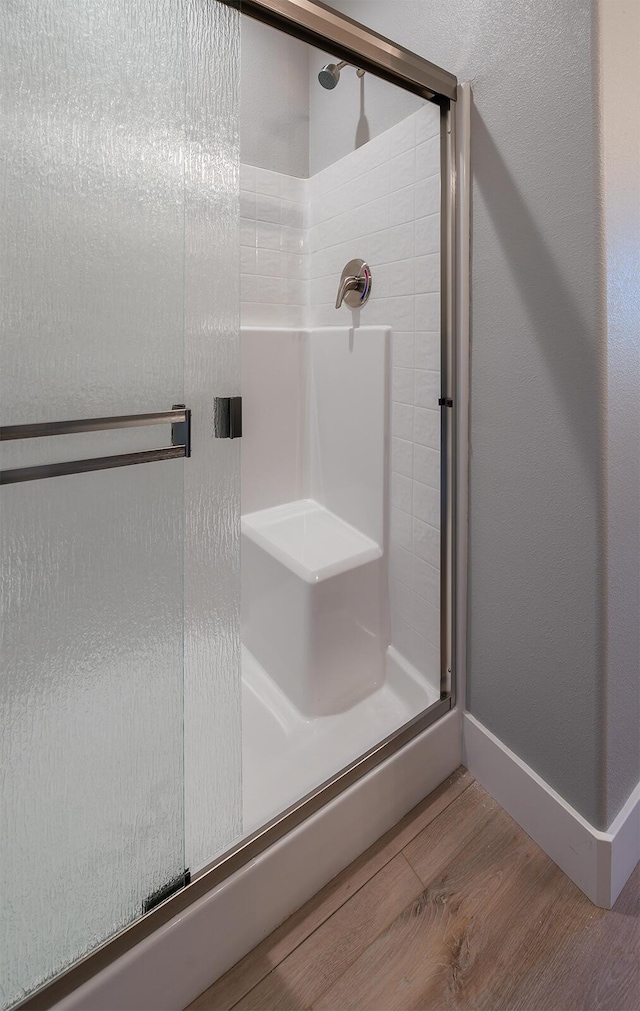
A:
[0,1,240,1007]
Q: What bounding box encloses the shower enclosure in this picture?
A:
[0,1,460,1007]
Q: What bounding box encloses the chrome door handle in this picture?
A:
[0,406,191,485]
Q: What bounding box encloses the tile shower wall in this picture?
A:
[240,102,441,684]
[240,164,309,328]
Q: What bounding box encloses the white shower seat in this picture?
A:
[241,499,382,583]
[241,499,385,716]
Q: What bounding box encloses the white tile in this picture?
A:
[314,274,337,305]
[255,168,281,197]
[240,163,256,191]
[240,273,257,302]
[415,369,440,409]
[415,253,440,294]
[255,193,281,223]
[413,517,440,567]
[390,544,413,588]
[256,220,281,251]
[257,248,281,277]
[364,298,390,327]
[240,190,255,219]
[388,114,416,155]
[357,195,389,236]
[390,368,414,406]
[414,407,439,449]
[382,295,415,331]
[281,199,305,229]
[389,149,415,191]
[415,213,440,256]
[416,291,440,330]
[392,331,414,368]
[415,174,440,216]
[280,175,307,202]
[256,275,282,304]
[308,224,321,254]
[240,218,256,248]
[416,104,440,145]
[392,472,413,513]
[357,230,390,267]
[415,596,440,648]
[285,304,305,327]
[413,480,440,527]
[383,223,415,263]
[415,137,440,180]
[309,191,330,228]
[414,557,440,607]
[391,437,413,477]
[389,185,415,227]
[244,302,280,326]
[362,131,391,169]
[391,508,413,550]
[414,444,440,489]
[377,260,414,298]
[281,252,305,278]
[414,331,440,371]
[366,162,392,201]
[241,246,256,274]
[392,616,439,673]
[281,277,306,306]
[392,403,414,441]
[281,226,305,253]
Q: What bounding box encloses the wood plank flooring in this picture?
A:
[188,769,640,1011]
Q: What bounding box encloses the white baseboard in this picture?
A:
[463,712,640,908]
[56,709,462,1011]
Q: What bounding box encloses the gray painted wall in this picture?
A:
[328,0,618,827]
[598,0,640,824]
[308,46,422,174]
[241,17,310,177]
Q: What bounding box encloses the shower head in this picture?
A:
[318,62,343,89]
[318,61,365,89]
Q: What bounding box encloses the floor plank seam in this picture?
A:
[305,855,426,1011]
[226,777,474,1009]
[222,776,471,1006]
[191,773,475,1010]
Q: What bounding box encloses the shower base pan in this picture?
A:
[241,643,439,833]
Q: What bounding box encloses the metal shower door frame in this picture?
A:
[16,2,460,1006]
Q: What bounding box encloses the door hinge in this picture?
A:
[142,869,191,914]
[438,397,453,408]
[214,396,242,439]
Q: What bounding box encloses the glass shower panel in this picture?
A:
[0,0,241,1005]
[239,16,442,833]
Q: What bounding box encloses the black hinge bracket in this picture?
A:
[438,398,453,408]
[142,869,191,914]
[214,396,242,439]
[171,405,191,457]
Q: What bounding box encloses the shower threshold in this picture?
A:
[241,644,440,834]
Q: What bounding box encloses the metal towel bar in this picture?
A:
[0,406,191,485]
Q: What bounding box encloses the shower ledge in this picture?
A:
[241,499,381,584]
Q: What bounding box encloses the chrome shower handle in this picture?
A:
[335,259,372,309]
[335,274,362,308]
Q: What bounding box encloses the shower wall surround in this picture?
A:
[240,166,309,328]
[240,103,441,685]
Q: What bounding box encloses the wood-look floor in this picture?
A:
[188,769,640,1011]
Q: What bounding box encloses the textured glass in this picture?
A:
[183,0,243,872]
[0,0,240,1005]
